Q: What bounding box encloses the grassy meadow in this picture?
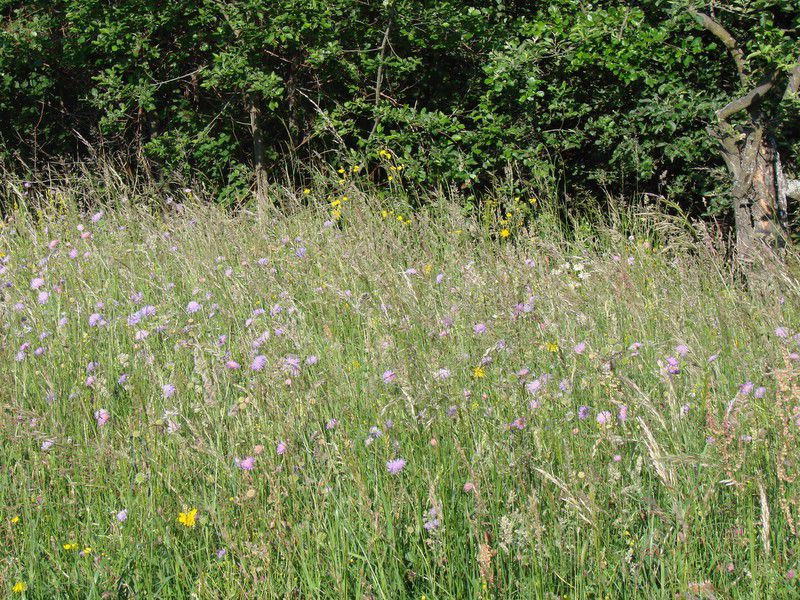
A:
[1,175,800,598]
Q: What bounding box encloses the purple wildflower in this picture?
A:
[251,355,267,371]
[94,409,110,427]
[596,411,613,426]
[382,369,397,384]
[235,456,255,471]
[578,406,590,420]
[386,458,406,475]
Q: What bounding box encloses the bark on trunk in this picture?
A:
[716,126,788,258]
[249,96,267,203]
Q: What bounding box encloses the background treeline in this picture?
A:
[1,0,798,214]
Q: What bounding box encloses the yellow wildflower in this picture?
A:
[303,188,310,195]
[546,342,559,353]
[473,366,486,379]
[63,543,77,550]
[499,229,511,239]
[12,582,26,594]
[10,516,19,524]
[178,508,198,528]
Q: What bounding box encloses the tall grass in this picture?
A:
[1,170,800,598]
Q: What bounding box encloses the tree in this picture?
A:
[686,2,799,258]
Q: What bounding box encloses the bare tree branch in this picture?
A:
[689,9,748,86]
[716,71,781,122]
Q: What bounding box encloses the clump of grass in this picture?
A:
[1,171,800,598]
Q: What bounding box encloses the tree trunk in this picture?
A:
[249,96,267,203]
[716,127,789,259]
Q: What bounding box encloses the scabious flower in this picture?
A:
[225,360,240,370]
[463,482,475,493]
[37,291,49,304]
[305,355,318,365]
[326,419,339,430]
[596,411,613,426]
[675,344,690,356]
[386,458,406,475]
[755,386,766,398]
[665,356,680,375]
[186,301,202,314]
[163,384,176,399]
[94,409,110,426]
[31,277,45,290]
[235,456,255,470]
[116,509,128,522]
[88,313,106,327]
[776,326,789,338]
[276,441,287,455]
[618,405,628,422]
[578,406,590,420]
[251,355,267,371]
[41,439,54,451]
[739,381,754,395]
[282,355,301,377]
[434,368,451,381]
[473,323,486,334]
[573,341,587,355]
[382,369,397,384]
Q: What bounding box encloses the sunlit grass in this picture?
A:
[1,175,800,598]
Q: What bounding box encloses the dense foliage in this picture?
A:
[0,1,798,211]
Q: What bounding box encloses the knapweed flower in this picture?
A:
[463,482,475,493]
[94,409,110,427]
[177,508,198,528]
[386,458,406,475]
